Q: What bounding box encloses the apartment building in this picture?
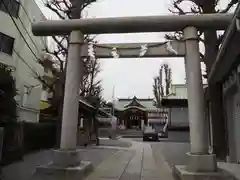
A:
[0,0,46,122]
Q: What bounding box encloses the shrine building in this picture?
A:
[113,96,168,129]
[107,84,190,130]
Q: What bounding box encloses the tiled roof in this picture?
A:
[114,97,156,111]
[79,98,112,118]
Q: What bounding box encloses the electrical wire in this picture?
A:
[1,0,50,84]
[19,2,47,48]
[13,48,51,89]
[2,0,41,62]
[20,1,169,55]
[13,49,40,78]
[16,10,41,54]
[0,1,48,85]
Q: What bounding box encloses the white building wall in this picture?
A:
[0,0,46,122]
[223,69,240,163]
[170,107,189,127]
[170,84,188,99]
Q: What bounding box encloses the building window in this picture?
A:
[0,0,20,18]
[0,32,14,55]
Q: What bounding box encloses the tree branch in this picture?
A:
[219,0,238,13]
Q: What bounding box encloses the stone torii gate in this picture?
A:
[32,14,232,180]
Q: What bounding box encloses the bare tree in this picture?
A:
[43,0,102,99]
[153,63,172,108]
[167,0,238,160]
[80,57,102,97]
[40,0,102,147]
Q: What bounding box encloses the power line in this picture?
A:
[16,10,41,54]
[0,1,48,85]
[18,2,47,48]
[2,0,41,62]
[13,49,40,77]
[13,49,47,86]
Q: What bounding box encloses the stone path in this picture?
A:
[85,141,174,180]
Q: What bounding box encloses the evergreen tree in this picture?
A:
[0,63,17,126]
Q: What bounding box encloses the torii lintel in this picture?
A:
[32,13,232,36]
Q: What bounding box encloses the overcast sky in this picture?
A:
[35,0,231,101]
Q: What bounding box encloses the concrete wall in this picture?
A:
[169,107,189,127]
[0,0,46,122]
[170,84,188,99]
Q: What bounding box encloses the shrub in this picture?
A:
[168,125,189,131]
[0,63,17,126]
[0,63,19,165]
[1,124,23,166]
[1,122,57,166]
[23,122,57,153]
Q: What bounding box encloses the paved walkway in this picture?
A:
[2,138,177,180]
[2,147,118,180]
[85,140,175,180]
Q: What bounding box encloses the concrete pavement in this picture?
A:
[2,147,118,180]
[2,136,186,180]
[151,142,190,167]
[85,140,175,180]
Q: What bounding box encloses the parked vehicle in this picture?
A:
[149,119,169,138]
[143,125,158,141]
[158,122,168,138]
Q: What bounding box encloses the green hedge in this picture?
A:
[23,122,57,153]
[1,124,22,166]
[168,125,189,131]
[1,121,57,165]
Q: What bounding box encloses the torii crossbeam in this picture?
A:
[32,13,232,35]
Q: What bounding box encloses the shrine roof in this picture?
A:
[114,96,156,111]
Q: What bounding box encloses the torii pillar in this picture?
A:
[32,14,233,180]
[174,26,218,174]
